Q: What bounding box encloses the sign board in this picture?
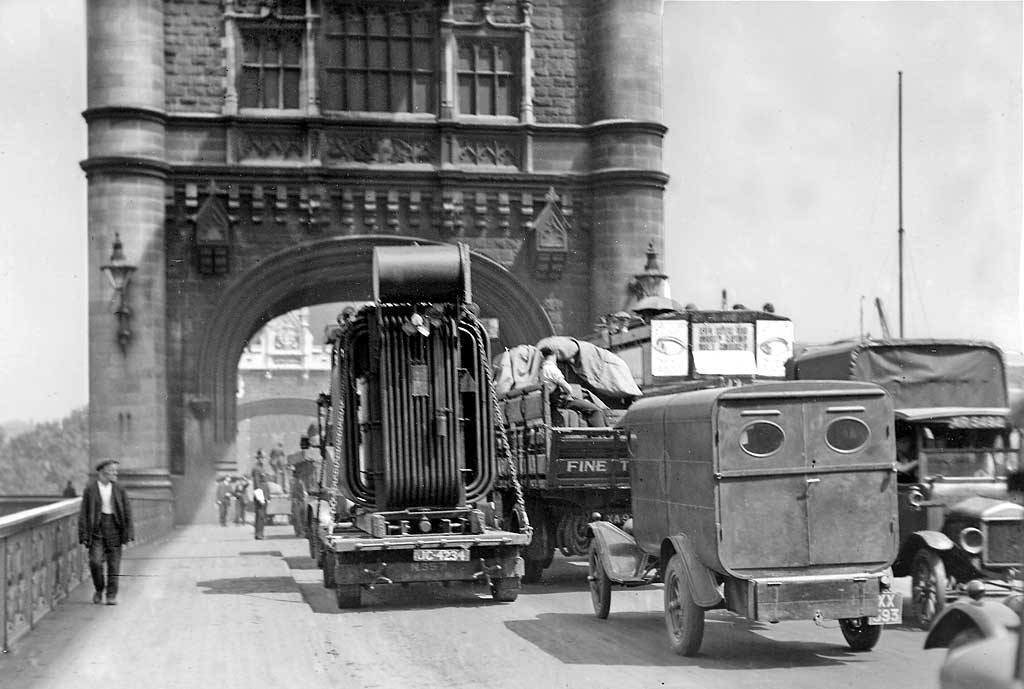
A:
[650,320,690,377]
[692,323,756,375]
[755,320,794,377]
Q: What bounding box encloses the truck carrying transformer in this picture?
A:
[305,244,531,608]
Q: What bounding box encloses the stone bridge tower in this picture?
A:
[84,0,666,523]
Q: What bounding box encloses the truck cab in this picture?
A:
[790,339,1023,628]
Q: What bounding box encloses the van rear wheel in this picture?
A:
[839,617,881,651]
[663,554,705,656]
[588,543,612,619]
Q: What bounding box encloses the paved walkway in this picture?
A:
[0,523,344,689]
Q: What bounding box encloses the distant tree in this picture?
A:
[0,408,89,495]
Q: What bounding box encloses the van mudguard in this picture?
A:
[892,530,955,577]
[924,598,1020,649]
[666,533,723,609]
[587,521,650,583]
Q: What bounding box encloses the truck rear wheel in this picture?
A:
[521,506,553,584]
[322,554,336,588]
[839,617,881,651]
[911,549,948,629]
[523,558,545,584]
[336,584,361,608]
[588,543,611,619]
[663,554,705,657]
[491,577,521,602]
[308,531,319,561]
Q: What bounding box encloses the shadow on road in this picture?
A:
[197,576,297,595]
[295,578,518,614]
[505,610,862,669]
[284,556,319,570]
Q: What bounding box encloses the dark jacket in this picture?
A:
[77,479,134,546]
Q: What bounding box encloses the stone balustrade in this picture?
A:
[0,494,173,651]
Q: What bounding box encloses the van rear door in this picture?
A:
[716,387,895,572]
[717,397,811,569]
[801,394,897,566]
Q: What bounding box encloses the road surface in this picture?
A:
[0,523,946,689]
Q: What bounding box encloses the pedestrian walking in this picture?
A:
[269,442,288,491]
[62,480,77,497]
[233,476,249,524]
[216,475,234,526]
[250,450,270,538]
[77,459,134,605]
[252,481,267,540]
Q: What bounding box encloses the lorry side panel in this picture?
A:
[662,411,719,573]
[625,396,669,555]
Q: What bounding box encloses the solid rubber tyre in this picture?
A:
[523,558,545,584]
[335,584,361,608]
[588,543,612,619]
[490,577,522,602]
[839,617,882,651]
[911,549,948,630]
[322,553,336,588]
[663,554,705,657]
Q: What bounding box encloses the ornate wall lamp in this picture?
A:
[101,233,137,354]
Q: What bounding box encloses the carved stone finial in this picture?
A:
[643,242,663,274]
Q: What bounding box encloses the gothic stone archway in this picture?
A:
[173,235,553,522]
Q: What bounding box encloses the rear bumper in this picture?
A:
[321,524,531,552]
[745,571,887,622]
[318,524,530,585]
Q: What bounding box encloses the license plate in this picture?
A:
[869,592,902,625]
[413,548,469,562]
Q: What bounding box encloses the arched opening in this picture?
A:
[195,235,554,442]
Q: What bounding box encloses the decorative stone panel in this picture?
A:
[235,128,307,162]
[317,131,435,166]
[453,134,522,168]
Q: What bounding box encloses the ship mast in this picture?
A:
[898,71,905,337]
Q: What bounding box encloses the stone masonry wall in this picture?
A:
[530,0,586,124]
[164,0,225,113]
[162,0,586,122]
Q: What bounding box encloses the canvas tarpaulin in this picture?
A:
[793,340,1006,409]
[495,337,642,400]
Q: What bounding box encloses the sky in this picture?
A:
[663,1,1022,352]
[0,2,87,423]
[0,1,1020,423]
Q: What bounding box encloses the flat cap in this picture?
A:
[95,459,119,472]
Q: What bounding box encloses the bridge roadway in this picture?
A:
[0,523,947,689]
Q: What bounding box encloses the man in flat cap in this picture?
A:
[77,459,134,605]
